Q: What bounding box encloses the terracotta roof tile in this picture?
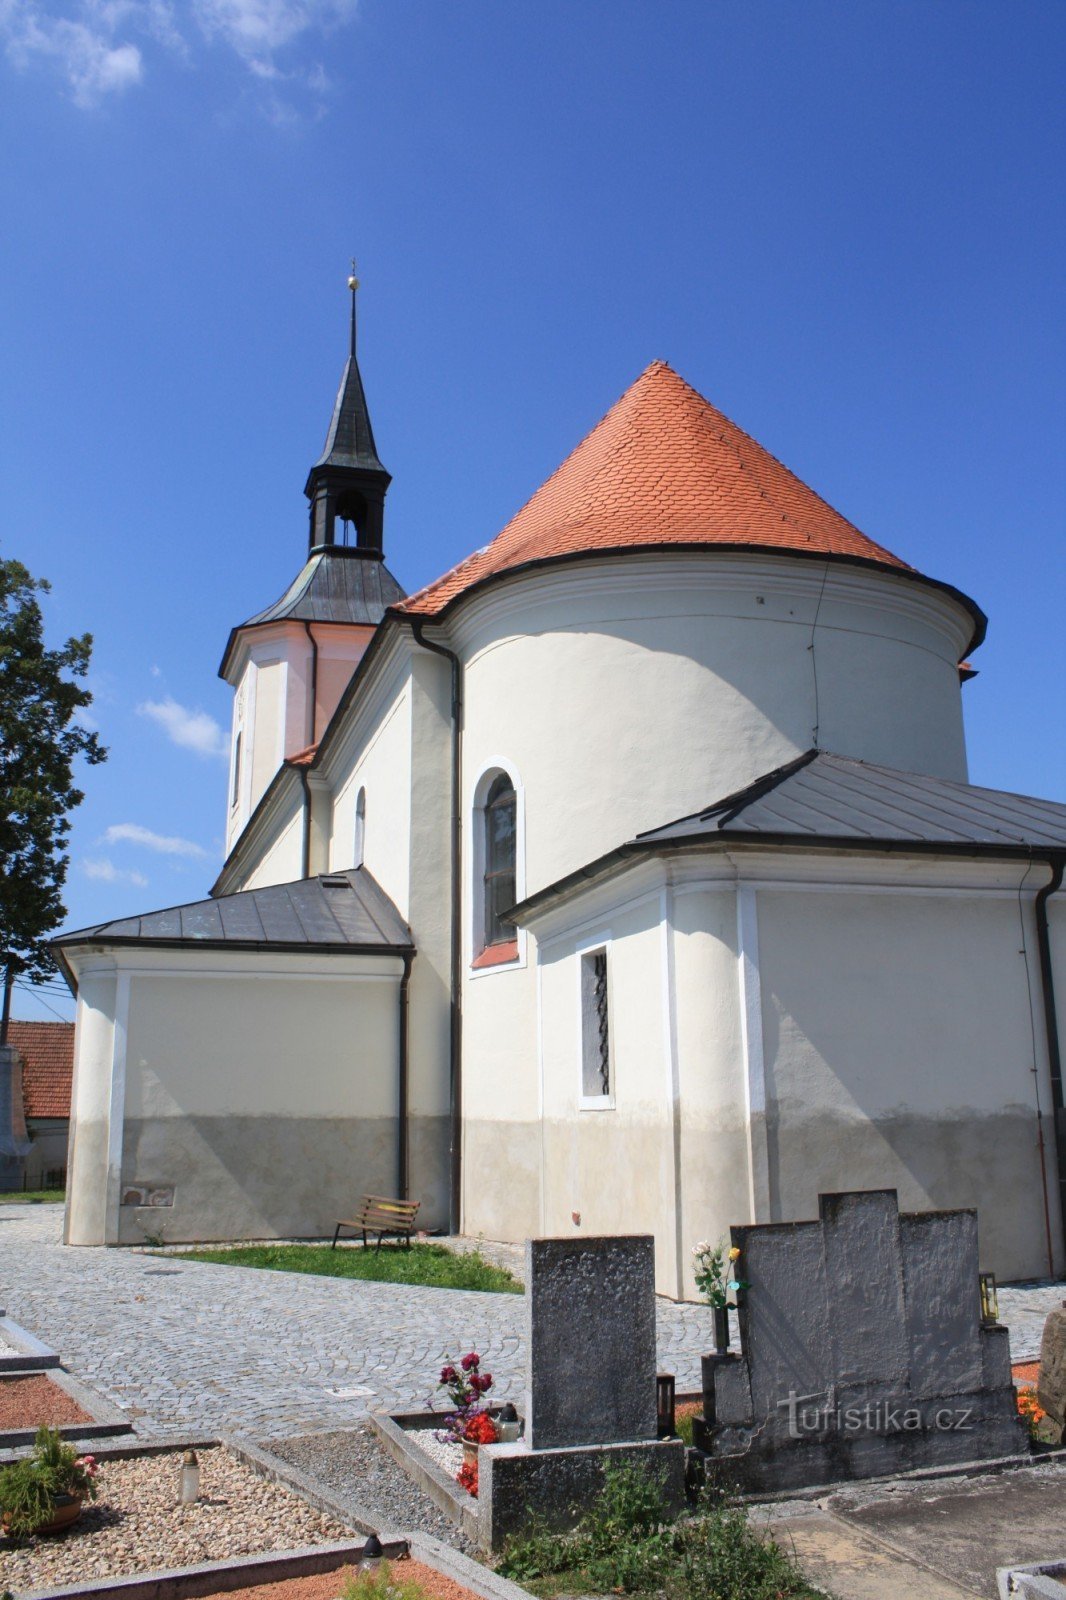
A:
[7,1021,73,1119]
[396,361,914,618]
[286,743,319,768]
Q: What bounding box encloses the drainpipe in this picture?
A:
[409,618,463,1236]
[300,622,320,880]
[398,951,413,1199]
[1035,854,1066,1263]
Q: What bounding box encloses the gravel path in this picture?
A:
[0,1445,352,1591]
[268,1427,479,1556]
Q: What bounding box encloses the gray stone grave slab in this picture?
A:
[704,1189,1028,1491]
[822,1190,908,1388]
[902,1211,982,1398]
[525,1235,656,1450]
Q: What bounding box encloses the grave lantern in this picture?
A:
[179,1449,199,1504]
[979,1272,999,1326]
[656,1373,676,1438]
[496,1402,521,1443]
[360,1534,384,1572]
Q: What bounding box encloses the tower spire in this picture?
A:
[348,258,359,357]
[303,267,391,556]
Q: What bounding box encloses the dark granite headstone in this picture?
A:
[525,1235,657,1450]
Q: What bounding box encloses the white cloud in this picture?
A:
[3,4,143,105]
[1,0,355,107]
[103,822,209,858]
[192,0,354,71]
[137,696,229,761]
[82,857,149,887]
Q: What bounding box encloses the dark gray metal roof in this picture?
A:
[239,550,406,629]
[639,751,1066,851]
[54,868,413,960]
[512,751,1066,921]
[313,353,388,476]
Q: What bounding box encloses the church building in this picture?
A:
[56,290,1066,1295]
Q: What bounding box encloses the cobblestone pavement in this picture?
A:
[1,1207,1059,1444]
[0,1207,710,1441]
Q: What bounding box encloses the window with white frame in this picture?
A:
[354,787,366,867]
[580,947,611,1099]
[481,772,517,950]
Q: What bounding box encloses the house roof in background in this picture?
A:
[6,1021,74,1119]
[395,361,985,654]
[54,867,413,979]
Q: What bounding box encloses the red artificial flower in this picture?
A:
[456,1461,479,1498]
[463,1412,498,1444]
[460,1352,479,1372]
[440,1365,458,1383]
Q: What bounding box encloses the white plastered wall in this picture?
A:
[63,948,405,1246]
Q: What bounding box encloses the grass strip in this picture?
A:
[168,1241,523,1293]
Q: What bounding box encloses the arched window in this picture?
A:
[354,787,366,868]
[482,773,517,948]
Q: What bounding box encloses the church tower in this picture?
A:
[219,273,405,854]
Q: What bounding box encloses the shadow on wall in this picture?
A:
[757,888,1054,1280]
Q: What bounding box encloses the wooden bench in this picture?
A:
[332,1195,421,1251]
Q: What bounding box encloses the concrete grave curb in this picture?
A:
[18,1536,411,1600]
[369,1412,479,1541]
[997,1558,1066,1598]
[0,1309,60,1372]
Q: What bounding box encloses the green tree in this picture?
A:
[0,557,106,1030]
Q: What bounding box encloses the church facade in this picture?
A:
[57,302,1066,1294]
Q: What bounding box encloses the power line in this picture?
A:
[13,982,72,1022]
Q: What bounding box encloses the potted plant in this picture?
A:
[0,1427,99,1538]
[435,1351,496,1480]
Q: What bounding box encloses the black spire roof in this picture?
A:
[218,277,404,678]
[311,352,388,476]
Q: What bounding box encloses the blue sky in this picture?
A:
[2,0,1063,1022]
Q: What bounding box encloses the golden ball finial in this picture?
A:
[348,274,359,291]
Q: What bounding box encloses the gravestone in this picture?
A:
[526,1235,657,1448]
[479,1234,684,1549]
[703,1190,1027,1491]
[1037,1305,1066,1446]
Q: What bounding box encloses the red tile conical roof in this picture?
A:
[397,361,916,618]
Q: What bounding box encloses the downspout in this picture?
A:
[398,951,413,1199]
[409,618,463,1236]
[300,622,320,880]
[1035,854,1066,1262]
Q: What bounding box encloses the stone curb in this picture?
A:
[369,1412,479,1542]
[406,1531,533,1600]
[997,1558,1066,1598]
[18,1536,410,1600]
[0,1433,221,1465]
[0,1309,60,1372]
[223,1431,406,1541]
[737,1446,1066,1508]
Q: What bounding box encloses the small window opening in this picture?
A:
[482,773,516,948]
[581,948,611,1099]
[334,491,368,548]
[231,731,242,809]
[354,787,366,868]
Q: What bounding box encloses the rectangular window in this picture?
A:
[581,948,611,1100]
